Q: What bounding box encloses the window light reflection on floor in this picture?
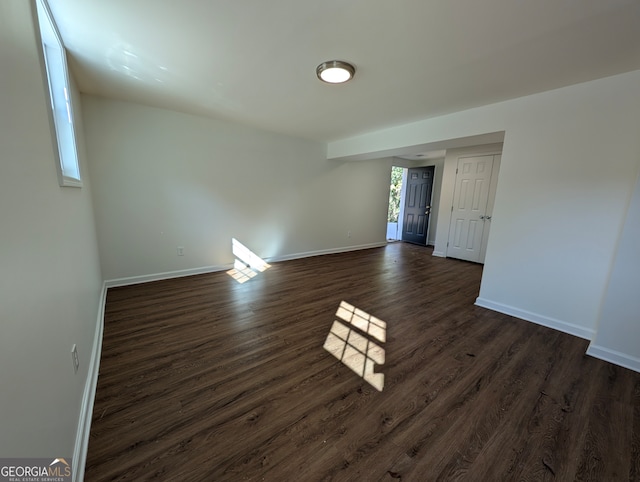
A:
[226,238,271,284]
[323,301,386,391]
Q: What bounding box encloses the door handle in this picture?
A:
[480,215,485,220]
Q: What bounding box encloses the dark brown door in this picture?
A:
[402,166,434,245]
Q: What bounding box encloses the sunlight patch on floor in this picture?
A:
[323,301,386,391]
[226,238,271,284]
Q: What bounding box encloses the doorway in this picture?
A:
[401,166,435,245]
[387,163,442,244]
[386,166,404,241]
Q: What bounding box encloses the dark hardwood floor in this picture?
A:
[85,243,640,481]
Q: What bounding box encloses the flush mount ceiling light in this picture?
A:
[316,60,356,84]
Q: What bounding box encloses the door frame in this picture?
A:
[387,162,442,245]
[401,166,435,245]
[386,167,408,241]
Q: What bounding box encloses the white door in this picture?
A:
[447,155,494,263]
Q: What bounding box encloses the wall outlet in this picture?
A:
[347,230,351,238]
[71,344,79,373]
[177,246,184,256]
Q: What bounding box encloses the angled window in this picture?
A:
[35,0,82,187]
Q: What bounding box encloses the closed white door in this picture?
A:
[447,155,494,263]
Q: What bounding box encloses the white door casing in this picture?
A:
[447,155,495,263]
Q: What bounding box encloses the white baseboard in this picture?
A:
[268,242,387,263]
[105,243,388,287]
[72,282,107,482]
[432,250,446,258]
[475,297,595,340]
[586,344,640,373]
[105,264,232,288]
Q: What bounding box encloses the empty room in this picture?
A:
[1,0,639,480]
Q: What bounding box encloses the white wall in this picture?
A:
[327,70,640,345]
[0,0,103,463]
[587,167,640,372]
[82,96,394,282]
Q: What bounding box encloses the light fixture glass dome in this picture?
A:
[316,60,355,84]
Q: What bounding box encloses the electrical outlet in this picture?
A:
[71,344,79,373]
[177,246,184,256]
[347,230,351,238]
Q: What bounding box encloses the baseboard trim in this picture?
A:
[72,281,107,482]
[432,250,446,258]
[105,264,232,288]
[586,344,640,373]
[268,242,388,263]
[105,243,389,288]
[475,297,595,340]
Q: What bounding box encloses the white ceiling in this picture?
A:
[47,0,640,143]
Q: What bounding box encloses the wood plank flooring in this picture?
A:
[85,243,640,481]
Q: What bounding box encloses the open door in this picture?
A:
[402,166,435,245]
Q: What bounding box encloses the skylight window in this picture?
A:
[35,0,82,187]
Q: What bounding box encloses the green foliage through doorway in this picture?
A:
[387,166,403,223]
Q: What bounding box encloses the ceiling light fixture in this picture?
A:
[316,60,356,84]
